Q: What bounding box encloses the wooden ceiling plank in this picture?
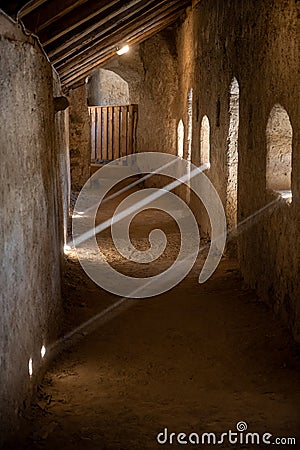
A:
[52,0,174,65]
[44,0,161,55]
[42,0,144,47]
[19,0,62,18]
[57,7,184,77]
[51,0,181,65]
[60,8,184,86]
[56,2,185,71]
[20,0,90,31]
[61,14,182,88]
[37,0,114,33]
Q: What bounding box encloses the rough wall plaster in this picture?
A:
[102,46,145,105]
[266,104,292,191]
[0,13,65,444]
[138,29,179,155]
[68,84,91,191]
[87,69,130,106]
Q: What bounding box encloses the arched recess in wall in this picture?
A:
[226,77,240,229]
[177,119,184,158]
[185,88,194,204]
[200,115,210,168]
[266,104,293,201]
[87,68,130,106]
[187,88,193,163]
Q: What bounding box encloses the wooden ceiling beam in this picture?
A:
[38,0,111,33]
[51,0,181,66]
[60,8,184,87]
[3,0,191,91]
[61,14,182,88]
[56,4,180,75]
[36,0,123,43]
[57,4,184,75]
[18,0,51,18]
[44,0,152,52]
[19,0,90,32]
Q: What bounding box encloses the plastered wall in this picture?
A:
[138,29,179,155]
[0,12,67,444]
[68,84,91,191]
[87,68,130,106]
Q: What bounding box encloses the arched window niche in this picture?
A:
[187,88,193,163]
[177,119,184,158]
[226,77,240,229]
[200,115,210,170]
[266,104,293,202]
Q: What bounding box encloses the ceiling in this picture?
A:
[0,0,191,88]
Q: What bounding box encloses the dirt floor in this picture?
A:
[9,186,300,450]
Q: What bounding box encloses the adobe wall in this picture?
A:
[87,68,130,106]
[138,29,179,155]
[68,84,91,191]
[0,12,67,444]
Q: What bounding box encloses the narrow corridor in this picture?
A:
[13,188,300,450]
[1,1,299,448]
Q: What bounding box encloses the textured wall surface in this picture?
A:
[102,46,145,105]
[68,85,91,191]
[87,68,130,106]
[176,0,300,341]
[138,30,179,155]
[53,73,70,246]
[0,13,65,444]
[266,104,292,191]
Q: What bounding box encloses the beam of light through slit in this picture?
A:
[28,358,33,377]
[53,197,281,357]
[41,345,46,358]
[50,239,204,353]
[73,162,210,247]
[73,158,180,218]
[198,197,281,255]
[50,297,131,348]
[64,244,71,253]
[233,197,281,236]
